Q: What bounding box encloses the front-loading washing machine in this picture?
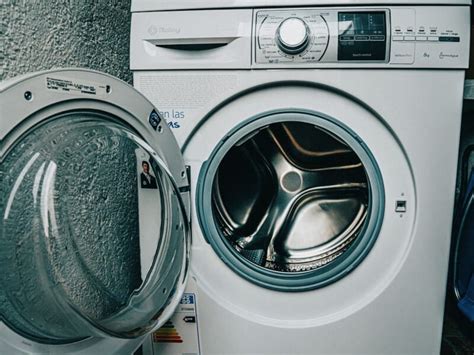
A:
[0,1,470,354]
[129,1,470,354]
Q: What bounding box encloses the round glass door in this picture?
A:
[1,108,188,343]
[198,111,384,291]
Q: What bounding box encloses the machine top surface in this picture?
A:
[131,0,471,12]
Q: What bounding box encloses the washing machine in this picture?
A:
[0,1,470,354]
[129,1,470,354]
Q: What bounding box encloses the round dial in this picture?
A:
[276,17,310,55]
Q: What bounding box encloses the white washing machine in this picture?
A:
[0,1,470,354]
[129,1,470,354]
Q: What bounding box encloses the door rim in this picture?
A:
[0,69,190,346]
[196,109,385,292]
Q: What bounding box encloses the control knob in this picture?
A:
[275,17,310,54]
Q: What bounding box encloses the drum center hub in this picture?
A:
[281,171,302,192]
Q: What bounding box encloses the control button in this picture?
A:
[404,36,415,41]
[416,36,427,41]
[370,35,385,41]
[340,35,355,41]
[276,17,310,55]
[395,200,407,213]
[439,36,460,42]
[393,36,404,41]
[428,36,439,41]
[355,35,369,41]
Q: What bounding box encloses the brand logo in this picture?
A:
[159,27,181,34]
[148,25,158,35]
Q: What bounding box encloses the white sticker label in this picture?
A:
[148,293,200,355]
[45,76,108,97]
[135,72,238,146]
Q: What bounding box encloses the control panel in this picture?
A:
[253,6,469,68]
[256,10,332,63]
[256,9,389,64]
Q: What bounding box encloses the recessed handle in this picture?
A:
[149,37,237,51]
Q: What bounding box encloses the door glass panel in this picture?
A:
[0,112,187,343]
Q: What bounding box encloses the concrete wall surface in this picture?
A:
[1,0,132,83]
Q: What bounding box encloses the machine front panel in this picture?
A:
[130,5,469,69]
[253,6,469,68]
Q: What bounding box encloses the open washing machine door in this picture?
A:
[0,69,190,354]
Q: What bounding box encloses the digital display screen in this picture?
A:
[338,12,386,61]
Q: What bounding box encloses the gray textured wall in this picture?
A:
[1,1,143,339]
[1,0,132,83]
